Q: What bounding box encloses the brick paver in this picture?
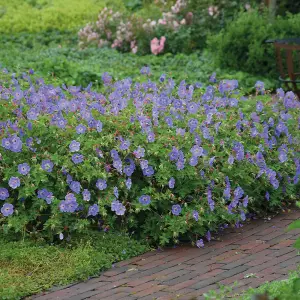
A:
[30,209,300,300]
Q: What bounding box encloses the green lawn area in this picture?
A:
[0,232,149,299]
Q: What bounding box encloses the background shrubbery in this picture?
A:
[208,10,300,78]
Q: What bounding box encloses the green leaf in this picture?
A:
[288,220,300,231]
[292,278,300,292]
[293,239,300,249]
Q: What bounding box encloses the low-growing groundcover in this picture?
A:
[0,31,275,92]
[0,231,149,299]
[204,271,300,299]
[0,68,299,247]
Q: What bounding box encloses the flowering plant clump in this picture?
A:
[0,69,299,246]
[78,0,192,55]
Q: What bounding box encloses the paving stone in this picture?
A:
[32,210,300,300]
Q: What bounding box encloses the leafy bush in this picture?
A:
[0,231,148,299]
[186,0,261,51]
[207,10,300,78]
[0,69,299,246]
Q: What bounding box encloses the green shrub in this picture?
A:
[0,0,125,33]
[207,10,300,78]
[0,69,299,246]
[186,0,261,51]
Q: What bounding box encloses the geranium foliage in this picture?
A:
[0,69,299,246]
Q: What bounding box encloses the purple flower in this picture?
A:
[143,166,154,177]
[223,186,231,200]
[72,154,84,164]
[209,156,215,166]
[240,210,246,221]
[278,151,288,163]
[133,147,145,158]
[2,135,23,152]
[125,178,132,190]
[0,188,9,200]
[243,196,249,208]
[140,66,150,75]
[140,159,148,170]
[139,195,151,205]
[147,132,155,142]
[160,73,166,82]
[113,159,123,173]
[9,177,20,189]
[265,191,270,201]
[88,204,99,217]
[165,116,173,127]
[196,239,204,248]
[176,159,185,171]
[123,164,135,177]
[41,160,54,172]
[76,124,86,134]
[169,147,179,161]
[26,108,39,120]
[255,81,265,93]
[96,179,107,190]
[207,188,215,211]
[70,181,81,194]
[169,177,175,189]
[206,231,211,242]
[114,187,119,198]
[192,210,199,221]
[96,120,103,132]
[59,233,64,240]
[82,189,91,201]
[119,139,130,151]
[187,102,199,114]
[234,187,244,200]
[60,193,78,213]
[171,204,181,216]
[1,203,14,216]
[209,72,217,83]
[189,156,198,167]
[256,101,264,112]
[190,145,203,157]
[69,140,80,152]
[176,128,185,136]
[37,188,53,204]
[18,163,30,175]
[102,72,112,85]
[219,80,238,93]
[111,199,126,216]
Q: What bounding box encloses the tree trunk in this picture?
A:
[269,0,277,21]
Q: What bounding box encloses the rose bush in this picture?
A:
[0,68,299,246]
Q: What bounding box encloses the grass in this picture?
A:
[0,231,149,300]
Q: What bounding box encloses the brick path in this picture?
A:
[32,209,300,300]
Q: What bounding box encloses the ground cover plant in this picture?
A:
[0,41,275,92]
[0,231,149,299]
[0,67,299,247]
[203,271,300,299]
